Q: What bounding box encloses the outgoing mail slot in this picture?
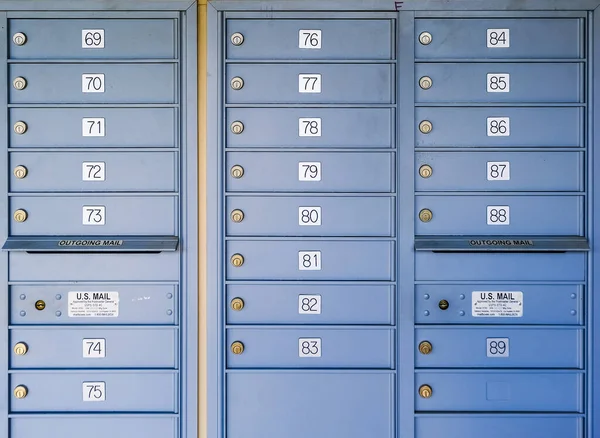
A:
[226,64,393,104]
[226,196,394,237]
[227,372,394,438]
[415,284,583,325]
[227,328,394,368]
[10,327,178,368]
[415,19,582,59]
[415,195,582,235]
[11,416,178,438]
[9,108,176,148]
[416,63,582,103]
[10,284,177,325]
[10,152,177,192]
[9,64,177,104]
[226,240,394,281]
[415,107,581,147]
[226,108,393,148]
[10,371,177,412]
[9,19,177,59]
[226,284,394,325]
[415,151,582,192]
[415,415,582,438]
[10,196,176,235]
[226,151,395,193]
[416,252,585,281]
[415,371,583,412]
[415,327,582,368]
[226,19,394,60]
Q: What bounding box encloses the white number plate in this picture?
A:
[299,251,321,270]
[298,162,321,181]
[487,117,510,136]
[299,118,321,137]
[487,29,510,48]
[299,207,321,226]
[82,206,105,225]
[487,73,510,93]
[487,206,510,225]
[299,338,321,357]
[487,338,509,357]
[487,161,510,181]
[82,118,105,137]
[83,381,106,401]
[299,30,322,49]
[83,338,106,358]
[82,74,105,93]
[298,295,322,314]
[82,162,106,181]
[82,29,105,48]
[299,74,321,93]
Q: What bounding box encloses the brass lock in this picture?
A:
[13,385,28,399]
[419,165,433,178]
[13,121,28,135]
[34,300,45,311]
[230,165,244,179]
[230,209,245,223]
[418,341,432,355]
[230,297,245,311]
[419,76,433,90]
[13,77,27,90]
[419,209,433,223]
[230,121,244,134]
[438,299,449,310]
[231,32,244,46]
[12,32,27,46]
[231,341,244,355]
[419,31,432,45]
[13,209,28,223]
[419,120,433,134]
[230,77,244,90]
[419,384,433,398]
[13,342,28,356]
[230,254,244,267]
[14,165,28,179]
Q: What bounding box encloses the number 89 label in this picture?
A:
[487,338,509,357]
[487,206,510,225]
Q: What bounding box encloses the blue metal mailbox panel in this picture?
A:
[226,240,394,281]
[415,371,583,412]
[227,372,394,438]
[415,284,583,325]
[415,253,586,281]
[415,19,582,59]
[9,19,177,59]
[9,108,176,148]
[415,107,582,148]
[9,252,180,281]
[10,284,178,325]
[226,151,395,193]
[226,64,393,104]
[11,416,178,438]
[10,327,178,368]
[226,328,394,368]
[226,196,394,237]
[226,284,394,325]
[226,19,394,60]
[10,151,178,193]
[10,371,178,412]
[415,415,583,438]
[415,195,582,235]
[9,64,177,104]
[415,151,583,192]
[10,196,177,236]
[415,63,582,103]
[415,327,582,368]
[226,108,393,148]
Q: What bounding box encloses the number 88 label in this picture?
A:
[487,206,510,225]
